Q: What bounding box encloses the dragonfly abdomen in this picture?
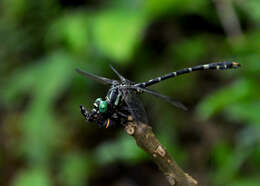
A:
[137,61,240,88]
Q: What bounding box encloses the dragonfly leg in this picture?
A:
[114,111,130,125]
[80,105,90,120]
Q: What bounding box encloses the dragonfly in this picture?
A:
[77,61,240,128]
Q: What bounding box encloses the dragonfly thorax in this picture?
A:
[106,87,122,107]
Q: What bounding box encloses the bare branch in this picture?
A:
[125,120,198,186]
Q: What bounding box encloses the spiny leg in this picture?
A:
[80,105,88,119]
[80,105,96,122]
[115,111,130,125]
[136,61,240,88]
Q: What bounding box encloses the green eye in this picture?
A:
[95,98,102,103]
[94,98,102,107]
[99,101,108,113]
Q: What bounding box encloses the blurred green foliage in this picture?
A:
[1,0,260,186]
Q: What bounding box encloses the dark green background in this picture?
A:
[1,0,260,186]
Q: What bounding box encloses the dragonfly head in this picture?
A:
[94,98,108,113]
[80,99,111,128]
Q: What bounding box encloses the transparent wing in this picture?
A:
[122,89,148,124]
[109,65,135,84]
[109,65,125,81]
[76,68,115,85]
[127,86,187,111]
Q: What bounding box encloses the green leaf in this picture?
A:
[58,152,91,186]
[92,9,146,62]
[227,102,260,124]
[228,178,260,186]
[242,0,260,24]
[196,78,252,120]
[3,51,74,164]
[12,168,52,186]
[211,143,252,185]
[94,133,147,164]
[3,51,74,105]
[144,0,208,18]
[3,0,28,19]
[46,12,89,53]
[173,37,207,63]
[33,52,74,101]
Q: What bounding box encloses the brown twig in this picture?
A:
[125,119,198,186]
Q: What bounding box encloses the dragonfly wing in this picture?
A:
[76,68,115,85]
[127,86,187,111]
[109,65,135,84]
[109,64,125,81]
[123,89,148,124]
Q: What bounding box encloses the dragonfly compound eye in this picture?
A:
[99,100,108,113]
[94,98,102,107]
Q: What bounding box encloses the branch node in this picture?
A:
[185,173,198,185]
[128,115,133,121]
[165,173,176,185]
[125,123,136,135]
[155,145,166,157]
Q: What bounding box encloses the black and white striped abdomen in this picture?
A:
[192,61,240,71]
[136,61,240,88]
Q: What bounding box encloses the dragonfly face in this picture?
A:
[94,98,108,113]
[80,90,128,128]
[80,103,112,128]
[81,89,123,128]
